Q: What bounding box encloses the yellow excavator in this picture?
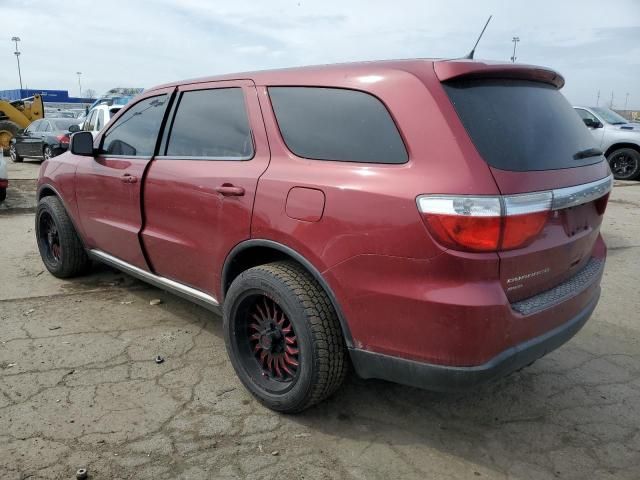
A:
[0,94,44,153]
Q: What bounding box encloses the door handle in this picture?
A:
[121,173,138,184]
[215,184,245,197]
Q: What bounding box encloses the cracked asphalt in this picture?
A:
[1,160,639,480]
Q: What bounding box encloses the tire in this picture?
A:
[43,145,53,161]
[224,261,348,413]
[0,188,6,202]
[35,196,90,278]
[0,120,19,155]
[9,143,23,163]
[607,148,640,180]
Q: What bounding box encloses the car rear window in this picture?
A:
[444,79,601,171]
[53,120,76,130]
[269,87,408,164]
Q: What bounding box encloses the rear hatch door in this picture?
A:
[440,68,611,302]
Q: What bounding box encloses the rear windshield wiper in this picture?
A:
[573,148,603,160]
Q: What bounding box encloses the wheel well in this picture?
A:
[38,186,57,201]
[222,242,354,347]
[223,246,293,296]
[605,143,640,158]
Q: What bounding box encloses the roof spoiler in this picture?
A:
[434,60,565,89]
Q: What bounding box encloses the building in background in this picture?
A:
[0,88,96,110]
[614,109,640,122]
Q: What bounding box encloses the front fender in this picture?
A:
[37,154,86,244]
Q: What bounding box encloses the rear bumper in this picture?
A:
[350,289,599,392]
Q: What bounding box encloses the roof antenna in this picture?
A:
[464,15,492,59]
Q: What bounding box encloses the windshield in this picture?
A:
[444,79,602,171]
[591,107,628,125]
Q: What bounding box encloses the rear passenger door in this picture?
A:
[141,80,270,298]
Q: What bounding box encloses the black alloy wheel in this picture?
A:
[35,196,90,278]
[608,148,640,180]
[224,261,348,413]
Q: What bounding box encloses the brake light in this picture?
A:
[57,134,70,145]
[594,193,609,215]
[417,192,552,252]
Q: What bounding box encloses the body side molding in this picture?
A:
[89,249,221,312]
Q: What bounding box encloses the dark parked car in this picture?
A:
[9,118,77,162]
[36,59,611,412]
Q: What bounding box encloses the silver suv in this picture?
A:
[574,106,640,180]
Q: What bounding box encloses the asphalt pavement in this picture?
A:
[1,160,639,479]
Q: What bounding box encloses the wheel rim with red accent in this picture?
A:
[248,296,299,381]
[233,293,301,393]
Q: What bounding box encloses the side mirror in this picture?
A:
[583,118,603,129]
[70,131,95,156]
[68,124,80,133]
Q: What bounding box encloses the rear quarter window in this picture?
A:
[269,87,408,164]
[444,79,601,171]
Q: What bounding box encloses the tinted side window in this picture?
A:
[166,88,253,159]
[53,119,75,130]
[26,120,41,133]
[102,95,168,156]
[269,87,408,164]
[37,121,51,132]
[83,110,96,131]
[575,108,597,122]
[96,110,105,131]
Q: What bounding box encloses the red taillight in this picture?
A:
[501,211,549,250]
[594,193,609,215]
[57,134,70,145]
[417,192,552,252]
[424,214,502,251]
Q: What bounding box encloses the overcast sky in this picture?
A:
[2,0,639,108]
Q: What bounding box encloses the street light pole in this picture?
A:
[510,36,520,63]
[11,36,23,91]
[625,93,630,111]
[76,72,82,98]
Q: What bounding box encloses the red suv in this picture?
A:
[36,59,611,412]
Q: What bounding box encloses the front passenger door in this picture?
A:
[75,90,173,269]
[21,120,41,157]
